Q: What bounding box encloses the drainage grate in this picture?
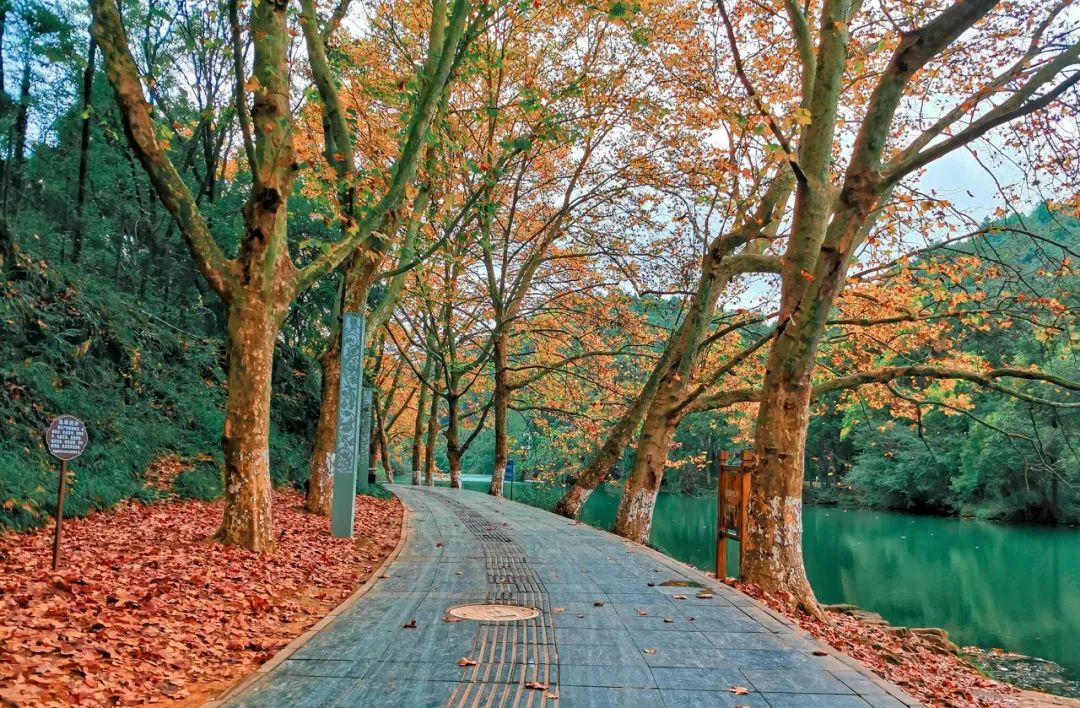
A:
[447,603,540,622]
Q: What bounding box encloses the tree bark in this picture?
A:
[306,342,340,515]
[487,328,509,497]
[72,37,97,264]
[445,393,462,489]
[742,345,821,616]
[424,369,441,486]
[410,355,432,485]
[217,293,280,551]
[611,401,680,543]
[375,398,393,483]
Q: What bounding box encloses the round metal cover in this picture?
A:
[447,604,539,622]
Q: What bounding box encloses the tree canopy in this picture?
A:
[1,0,1078,616]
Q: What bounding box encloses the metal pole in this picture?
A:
[52,460,67,571]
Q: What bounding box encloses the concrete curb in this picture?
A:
[205,491,413,707]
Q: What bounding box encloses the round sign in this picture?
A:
[45,415,88,461]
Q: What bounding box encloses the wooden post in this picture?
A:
[737,451,753,576]
[715,450,728,580]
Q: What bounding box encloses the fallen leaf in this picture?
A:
[0,490,402,706]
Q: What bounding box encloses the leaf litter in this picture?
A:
[0,490,401,706]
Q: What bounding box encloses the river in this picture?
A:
[453,477,1080,687]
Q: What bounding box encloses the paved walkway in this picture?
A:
[224,487,921,707]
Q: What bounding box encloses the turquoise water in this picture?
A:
[455,478,1080,681]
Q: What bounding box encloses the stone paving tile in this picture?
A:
[333,678,462,708]
[706,631,797,650]
[660,689,771,707]
[547,627,634,646]
[744,668,855,694]
[557,685,665,707]
[648,666,747,690]
[554,641,647,667]
[228,674,355,707]
[761,695,873,707]
[558,663,656,689]
[224,487,920,708]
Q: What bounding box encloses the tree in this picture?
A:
[90,0,473,549]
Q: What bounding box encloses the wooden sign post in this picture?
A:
[715,450,753,580]
[44,415,88,571]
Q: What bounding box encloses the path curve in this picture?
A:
[222,487,921,707]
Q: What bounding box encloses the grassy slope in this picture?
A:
[0,255,318,530]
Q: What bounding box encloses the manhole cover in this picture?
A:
[447,604,539,622]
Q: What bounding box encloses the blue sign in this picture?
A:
[504,459,515,482]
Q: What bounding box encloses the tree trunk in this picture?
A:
[410,355,432,485]
[424,368,441,486]
[743,357,821,617]
[375,400,393,483]
[408,354,429,487]
[12,58,29,170]
[487,329,509,497]
[367,399,379,483]
[72,37,97,264]
[612,403,679,543]
[217,294,279,552]
[445,393,462,489]
[552,360,665,517]
[306,342,340,515]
